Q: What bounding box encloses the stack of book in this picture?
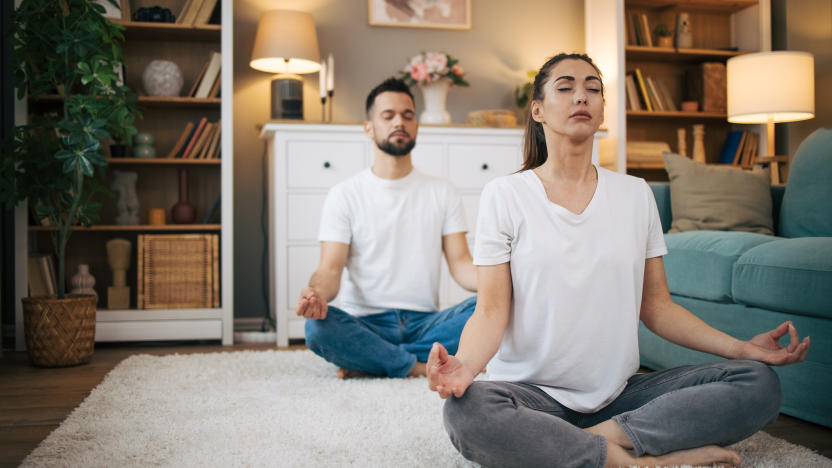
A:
[167,117,222,159]
[188,51,221,99]
[176,0,220,25]
[718,130,760,167]
[625,69,677,112]
[626,12,654,46]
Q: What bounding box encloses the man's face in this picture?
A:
[365,91,418,157]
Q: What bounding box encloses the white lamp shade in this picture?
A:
[250,10,321,74]
[727,51,815,124]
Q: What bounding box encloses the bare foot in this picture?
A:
[408,361,426,377]
[336,368,374,379]
[605,441,741,467]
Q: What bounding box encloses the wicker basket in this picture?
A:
[138,233,219,309]
[21,294,96,367]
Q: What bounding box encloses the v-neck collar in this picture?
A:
[526,165,602,218]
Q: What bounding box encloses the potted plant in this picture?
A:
[654,23,674,48]
[0,0,139,366]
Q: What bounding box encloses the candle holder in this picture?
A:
[327,90,334,122]
[320,96,327,122]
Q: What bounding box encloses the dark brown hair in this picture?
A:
[521,53,604,171]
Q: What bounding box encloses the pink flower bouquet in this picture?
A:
[400,52,469,87]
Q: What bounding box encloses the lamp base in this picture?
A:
[271,74,303,120]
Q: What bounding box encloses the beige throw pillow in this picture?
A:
[663,152,773,234]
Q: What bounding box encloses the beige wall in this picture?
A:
[786,0,832,155]
[233,0,585,319]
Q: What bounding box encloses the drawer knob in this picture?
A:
[481,163,489,170]
[323,161,331,169]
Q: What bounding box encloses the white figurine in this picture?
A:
[111,170,139,225]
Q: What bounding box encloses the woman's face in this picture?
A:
[531,59,604,141]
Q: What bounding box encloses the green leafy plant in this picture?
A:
[0,0,140,298]
[514,70,538,109]
[654,23,672,37]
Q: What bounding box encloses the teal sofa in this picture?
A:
[643,129,832,428]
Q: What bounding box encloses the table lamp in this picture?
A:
[727,51,815,172]
[250,10,321,120]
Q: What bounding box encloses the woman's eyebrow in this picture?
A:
[554,75,575,82]
[586,76,602,84]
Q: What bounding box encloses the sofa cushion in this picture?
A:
[733,237,832,319]
[662,152,773,235]
[779,128,832,238]
[664,231,777,302]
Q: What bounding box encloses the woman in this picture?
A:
[427,53,809,468]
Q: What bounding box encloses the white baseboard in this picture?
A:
[234,331,277,343]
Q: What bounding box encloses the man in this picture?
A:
[297,78,477,379]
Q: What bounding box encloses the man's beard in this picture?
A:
[376,133,416,157]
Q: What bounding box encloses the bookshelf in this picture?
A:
[14,0,234,348]
[585,0,769,179]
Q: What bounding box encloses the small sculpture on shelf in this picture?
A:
[171,168,196,224]
[692,124,706,163]
[69,264,97,303]
[675,12,693,49]
[142,59,184,97]
[112,170,139,225]
[106,238,131,310]
[133,132,157,158]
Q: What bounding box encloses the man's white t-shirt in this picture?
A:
[474,166,667,413]
[318,168,467,317]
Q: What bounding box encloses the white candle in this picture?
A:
[319,61,327,98]
[326,53,334,92]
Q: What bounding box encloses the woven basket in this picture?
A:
[138,234,219,309]
[21,294,96,367]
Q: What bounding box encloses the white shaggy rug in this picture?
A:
[22,350,831,467]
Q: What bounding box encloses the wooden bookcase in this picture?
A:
[14,0,234,347]
[585,0,769,179]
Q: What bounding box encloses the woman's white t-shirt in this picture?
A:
[473,166,667,413]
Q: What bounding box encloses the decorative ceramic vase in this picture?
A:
[692,124,706,163]
[142,59,184,97]
[133,132,156,158]
[70,264,97,302]
[171,168,196,224]
[419,78,452,124]
[675,12,693,49]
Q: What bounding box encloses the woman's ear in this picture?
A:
[530,100,545,124]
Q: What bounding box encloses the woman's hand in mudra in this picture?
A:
[427,342,477,399]
[733,321,810,366]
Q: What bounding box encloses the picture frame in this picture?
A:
[368,0,471,30]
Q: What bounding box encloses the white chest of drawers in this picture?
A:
[262,123,525,346]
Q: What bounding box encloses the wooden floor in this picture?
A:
[2,343,830,467]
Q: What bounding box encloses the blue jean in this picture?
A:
[443,360,781,468]
[305,295,476,378]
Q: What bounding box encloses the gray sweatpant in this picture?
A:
[443,360,781,468]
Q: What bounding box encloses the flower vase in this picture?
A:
[171,168,196,224]
[69,264,97,302]
[419,78,452,124]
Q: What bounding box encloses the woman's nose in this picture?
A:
[574,90,587,104]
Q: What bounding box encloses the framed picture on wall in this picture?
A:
[368,0,471,30]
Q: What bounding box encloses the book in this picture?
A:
[203,194,221,224]
[166,121,195,158]
[28,254,50,297]
[176,0,193,24]
[639,13,653,47]
[625,74,642,111]
[190,122,215,159]
[646,76,664,111]
[718,130,745,164]
[631,13,643,45]
[193,0,218,25]
[195,52,221,98]
[188,58,211,97]
[203,120,221,159]
[626,12,638,45]
[208,72,221,98]
[180,0,204,25]
[655,78,678,111]
[743,132,760,168]
[185,122,214,159]
[634,68,653,111]
[181,117,208,159]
